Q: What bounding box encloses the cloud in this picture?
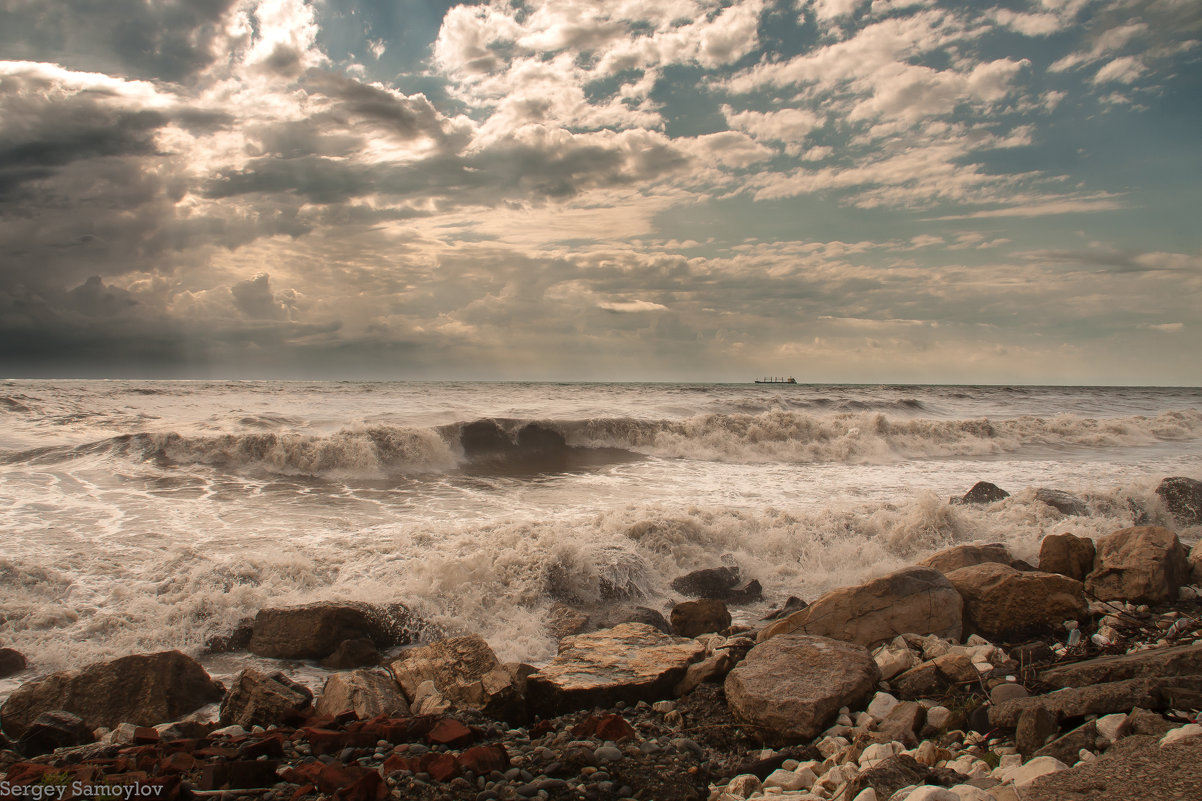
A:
[599,300,669,312]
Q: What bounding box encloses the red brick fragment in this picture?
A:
[426,718,473,746]
[422,753,460,782]
[458,744,509,775]
[530,720,555,737]
[335,769,387,801]
[302,727,346,755]
[571,713,636,742]
[160,751,198,773]
[240,733,286,759]
[132,727,160,744]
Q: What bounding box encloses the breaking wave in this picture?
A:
[3,410,1200,476]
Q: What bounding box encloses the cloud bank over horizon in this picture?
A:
[0,0,1199,383]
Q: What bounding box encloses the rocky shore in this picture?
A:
[2,477,1201,801]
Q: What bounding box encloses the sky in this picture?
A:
[0,0,1199,384]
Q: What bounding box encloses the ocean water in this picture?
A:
[1,380,1200,696]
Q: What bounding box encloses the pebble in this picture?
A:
[594,745,623,763]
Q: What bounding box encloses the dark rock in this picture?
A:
[945,562,1087,640]
[727,579,763,604]
[1010,641,1055,668]
[0,648,27,678]
[1039,533,1096,581]
[1035,720,1098,763]
[892,653,978,700]
[1036,488,1089,516]
[669,599,731,638]
[1086,525,1191,604]
[1156,476,1202,526]
[761,596,807,621]
[919,543,1013,574]
[218,669,313,728]
[15,711,93,757]
[546,545,651,604]
[956,481,1010,504]
[204,619,254,654]
[725,634,879,743]
[621,606,671,634]
[321,638,381,669]
[732,745,822,780]
[249,602,414,660]
[0,650,224,738]
[670,567,740,598]
[1017,705,1058,759]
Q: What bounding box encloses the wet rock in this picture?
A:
[956,481,1010,505]
[919,543,1013,575]
[725,634,879,743]
[1039,642,1202,688]
[671,566,740,597]
[218,669,313,728]
[315,669,409,719]
[547,603,591,639]
[1035,488,1088,516]
[761,596,807,621]
[945,562,1087,640]
[321,638,381,669]
[670,599,731,638]
[592,605,673,634]
[527,623,705,717]
[1038,533,1096,581]
[758,566,963,648]
[0,648,26,678]
[1085,525,1191,604]
[15,711,93,757]
[248,602,413,659]
[1155,476,1202,526]
[387,634,527,724]
[546,544,651,603]
[204,619,254,654]
[0,650,225,738]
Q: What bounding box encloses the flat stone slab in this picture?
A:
[1040,643,1202,689]
[989,677,1194,729]
[526,623,704,717]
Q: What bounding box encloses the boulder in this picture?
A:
[320,638,381,669]
[547,603,591,640]
[315,670,409,719]
[387,634,526,724]
[670,599,731,638]
[1039,642,1202,688]
[1085,525,1191,604]
[0,648,26,678]
[1038,533,1096,581]
[218,669,313,728]
[14,711,93,757]
[248,602,415,660]
[1155,476,1202,526]
[725,634,879,742]
[591,605,673,635]
[758,566,962,648]
[919,543,1013,575]
[526,623,704,717]
[945,562,1087,640]
[671,566,740,597]
[1035,489,1088,516]
[956,482,1010,505]
[0,650,225,738]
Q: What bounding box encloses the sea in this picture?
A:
[1,380,1200,698]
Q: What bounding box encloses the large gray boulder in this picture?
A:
[725,634,879,743]
[387,634,526,723]
[0,651,224,739]
[526,623,704,717]
[757,566,963,648]
[249,602,416,660]
[1085,525,1191,604]
[945,562,1087,640]
[315,670,409,719]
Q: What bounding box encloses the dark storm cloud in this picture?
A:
[0,0,239,83]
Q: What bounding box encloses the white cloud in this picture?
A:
[1093,55,1146,84]
[599,300,669,312]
